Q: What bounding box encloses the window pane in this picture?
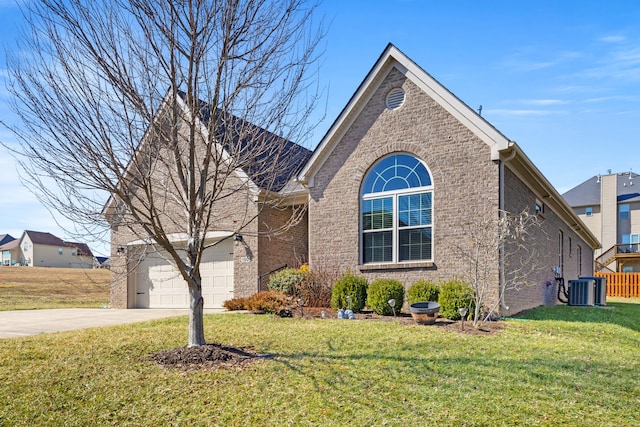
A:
[399,228,432,261]
[362,154,431,195]
[363,231,393,263]
[620,204,630,220]
[398,192,432,227]
[363,197,393,230]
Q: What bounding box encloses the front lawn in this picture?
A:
[1,302,639,426]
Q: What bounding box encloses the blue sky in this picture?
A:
[1,0,640,256]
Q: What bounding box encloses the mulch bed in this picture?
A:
[148,308,503,371]
[149,343,267,372]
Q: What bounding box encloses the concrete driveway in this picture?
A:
[0,308,224,339]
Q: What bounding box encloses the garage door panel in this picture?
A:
[134,240,234,308]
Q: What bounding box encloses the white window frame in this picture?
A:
[360,154,434,265]
[361,188,433,264]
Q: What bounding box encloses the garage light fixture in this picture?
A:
[116,246,125,255]
[234,234,244,243]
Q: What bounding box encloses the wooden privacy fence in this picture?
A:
[594,272,640,298]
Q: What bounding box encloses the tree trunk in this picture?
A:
[188,282,206,346]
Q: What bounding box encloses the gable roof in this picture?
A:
[104,90,311,218]
[298,43,512,186]
[23,230,66,246]
[0,234,15,246]
[193,98,312,192]
[297,43,599,250]
[21,230,93,256]
[562,172,640,207]
[66,242,94,257]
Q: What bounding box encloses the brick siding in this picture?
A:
[502,166,595,314]
[308,68,501,307]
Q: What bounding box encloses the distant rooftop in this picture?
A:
[562,171,640,207]
[0,234,15,246]
[22,230,93,257]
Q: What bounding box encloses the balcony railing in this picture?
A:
[595,244,640,272]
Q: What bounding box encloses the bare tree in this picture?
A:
[454,209,546,327]
[3,0,323,346]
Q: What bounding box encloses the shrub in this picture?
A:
[407,280,440,304]
[438,279,475,320]
[366,278,405,316]
[297,267,336,308]
[222,296,249,311]
[330,270,368,312]
[245,290,291,314]
[268,267,305,296]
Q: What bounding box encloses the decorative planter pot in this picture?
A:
[410,302,440,325]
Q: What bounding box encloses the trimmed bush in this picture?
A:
[268,267,305,296]
[222,296,249,311]
[330,271,368,312]
[438,279,475,320]
[366,278,405,316]
[407,280,440,304]
[245,290,291,314]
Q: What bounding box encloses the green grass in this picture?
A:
[514,297,640,332]
[1,302,639,426]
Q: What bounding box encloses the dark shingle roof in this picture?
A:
[65,242,94,257]
[23,230,93,257]
[184,92,312,192]
[24,230,66,246]
[562,172,640,207]
[0,234,15,246]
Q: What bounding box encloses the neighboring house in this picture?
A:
[298,44,599,315]
[563,171,640,272]
[0,234,15,246]
[95,256,111,269]
[19,230,95,268]
[109,44,599,315]
[0,236,19,266]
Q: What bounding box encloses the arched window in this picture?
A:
[361,153,433,264]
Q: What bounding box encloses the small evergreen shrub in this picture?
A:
[245,290,291,314]
[366,278,405,316]
[222,296,249,311]
[407,280,440,304]
[330,271,368,312]
[268,267,305,296]
[438,279,475,320]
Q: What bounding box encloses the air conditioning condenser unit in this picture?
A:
[568,279,595,306]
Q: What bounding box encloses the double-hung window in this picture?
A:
[361,153,433,264]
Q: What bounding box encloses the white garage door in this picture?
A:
[134,240,234,308]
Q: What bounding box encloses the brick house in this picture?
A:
[106,93,310,309]
[298,44,599,315]
[109,44,599,315]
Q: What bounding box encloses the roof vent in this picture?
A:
[386,88,405,110]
